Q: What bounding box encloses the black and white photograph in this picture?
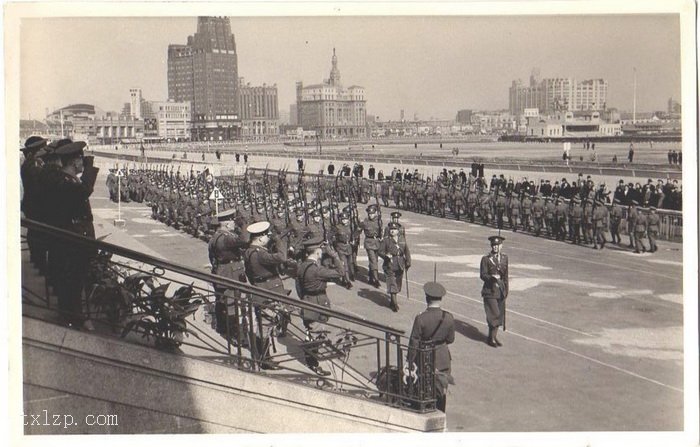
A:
[4,1,698,446]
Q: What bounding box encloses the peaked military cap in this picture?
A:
[218,208,237,221]
[55,141,87,157]
[311,209,321,218]
[390,211,401,219]
[366,205,378,213]
[247,221,271,236]
[339,212,350,220]
[488,235,505,245]
[423,282,446,300]
[23,136,47,152]
[302,235,324,249]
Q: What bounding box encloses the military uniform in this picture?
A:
[360,206,382,287]
[408,282,455,413]
[592,201,609,249]
[51,142,99,328]
[295,236,345,375]
[609,201,623,244]
[480,236,509,347]
[332,215,355,282]
[378,222,411,312]
[633,208,648,253]
[208,210,249,338]
[647,208,660,252]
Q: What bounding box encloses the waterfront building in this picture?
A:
[151,100,192,141]
[296,49,367,139]
[168,17,240,141]
[510,71,608,117]
[238,80,279,137]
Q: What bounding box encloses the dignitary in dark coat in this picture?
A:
[52,141,99,330]
[408,282,455,413]
[480,235,509,347]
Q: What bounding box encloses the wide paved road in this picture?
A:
[90,169,684,432]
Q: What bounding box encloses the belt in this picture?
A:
[252,274,277,283]
[304,290,326,297]
[366,235,379,239]
[216,259,242,265]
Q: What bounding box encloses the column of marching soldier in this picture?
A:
[115,164,672,255]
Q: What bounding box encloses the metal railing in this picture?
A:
[21,218,437,412]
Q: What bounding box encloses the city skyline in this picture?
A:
[20,14,681,122]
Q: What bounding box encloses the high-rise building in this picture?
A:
[238,81,279,137]
[509,71,607,117]
[456,109,473,125]
[129,88,143,119]
[168,16,240,141]
[296,49,366,138]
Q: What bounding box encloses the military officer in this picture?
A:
[332,212,355,283]
[647,206,660,252]
[384,211,406,241]
[243,221,289,370]
[360,204,382,287]
[609,198,624,244]
[21,136,48,269]
[52,141,99,331]
[480,235,509,347]
[208,208,249,339]
[378,222,411,312]
[592,199,609,249]
[569,198,583,244]
[632,202,648,253]
[295,235,346,376]
[408,282,455,413]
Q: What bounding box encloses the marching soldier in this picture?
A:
[569,198,583,244]
[360,204,382,287]
[426,178,437,216]
[480,235,509,348]
[380,178,391,207]
[592,199,609,249]
[521,194,532,232]
[295,235,346,376]
[243,221,289,370]
[332,212,355,283]
[647,206,660,253]
[544,196,556,237]
[508,192,520,231]
[627,200,638,249]
[531,195,545,236]
[408,282,455,413]
[378,222,411,312]
[609,198,624,245]
[582,199,594,245]
[208,209,249,339]
[633,202,648,253]
[494,191,506,230]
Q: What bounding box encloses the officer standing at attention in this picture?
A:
[243,221,288,370]
[480,235,509,347]
[408,282,455,413]
[295,235,345,376]
[378,222,411,312]
[208,208,249,338]
[360,204,382,287]
[52,141,99,330]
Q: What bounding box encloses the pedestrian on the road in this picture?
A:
[408,282,455,413]
[480,235,509,347]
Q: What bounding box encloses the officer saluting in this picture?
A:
[208,208,249,338]
[408,282,455,413]
[480,235,509,347]
[243,221,288,370]
[295,235,345,376]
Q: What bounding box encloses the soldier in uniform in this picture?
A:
[521,194,532,232]
[243,221,289,370]
[20,136,48,269]
[531,195,545,236]
[360,204,382,287]
[646,206,660,253]
[544,196,556,237]
[426,178,437,216]
[582,199,594,245]
[592,199,609,249]
[208,208,249,339]
[632,202,648,253]
[555,197,568,241]
[494,191,506,230]
[384,211,406,241]
[480,235,509,347]
[508,192,520,232]
[378,222,411,312]
[51,142,99,330]
[295,235,346,376]
[569,198,583,244]
[408,282,455,413]
[609,198,624,245]
[332,212,355,283]
[380,178,391,207]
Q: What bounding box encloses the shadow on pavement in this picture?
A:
[356,287,390,310]
[454,318,488,344]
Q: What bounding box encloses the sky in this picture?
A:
[19,14,682,121]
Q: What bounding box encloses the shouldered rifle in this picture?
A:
[375,192,383,238]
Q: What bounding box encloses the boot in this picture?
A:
[487,327,498,347]
[492,327,502,346]
[390,293,399,312]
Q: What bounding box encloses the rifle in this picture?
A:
[375,191,383,239]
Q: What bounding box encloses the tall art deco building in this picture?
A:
[168,17,240,141]
[296,49,366,138]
